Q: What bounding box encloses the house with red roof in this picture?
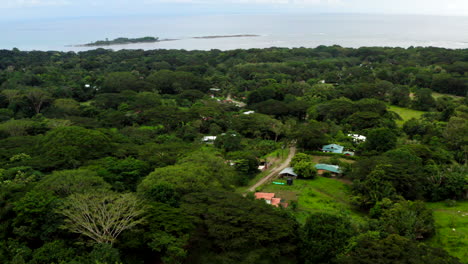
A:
[254,192,288,208]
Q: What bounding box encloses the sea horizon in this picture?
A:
[1,13,468,52]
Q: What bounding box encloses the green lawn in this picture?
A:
[261,177,365,225]
[426,201,468,262]
[388,105,426,126]
[432,92,464,100]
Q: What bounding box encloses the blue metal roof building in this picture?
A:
[322,144,344,154]
[315,164,343,174]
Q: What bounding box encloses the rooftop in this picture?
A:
[254,192,276,200]
[322,144,344,154]
[315,164,342,174]
[279,167,298,177]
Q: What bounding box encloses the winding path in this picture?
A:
[247,146,297,192]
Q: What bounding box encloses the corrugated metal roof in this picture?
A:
[315,164,342,174]
[280,167,298,177]
[322,144,344,154]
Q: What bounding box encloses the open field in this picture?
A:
[432,92,465,100]
[261,177,365,224]
[426,201,468,262]
[388,105,426,126]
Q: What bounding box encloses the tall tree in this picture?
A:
[59,192,145,244]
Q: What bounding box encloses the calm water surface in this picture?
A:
[1,14,467,51]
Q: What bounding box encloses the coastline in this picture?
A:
[69,34,260,48]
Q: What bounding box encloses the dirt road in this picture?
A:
[247,146,296,192]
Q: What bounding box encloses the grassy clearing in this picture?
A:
[261,177,365,224]
[426,201,468,262]
[432,92,464,100]
[388,105,426,126]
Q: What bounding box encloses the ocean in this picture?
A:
[1,13,468,51]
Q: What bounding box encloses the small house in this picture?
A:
[279,167,298,179]
[315,164,343,176]
[258,161,269,171]
[254,192,288,208]
[202,136,217,144]
[322,144,344,154]
[243,110,255,115]
[348,134,366,143]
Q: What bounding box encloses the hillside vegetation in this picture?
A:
[0,46,466,264]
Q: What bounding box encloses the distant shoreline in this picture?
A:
[69,34,260,47]
[72,37,178,47]
[193,34,260,39]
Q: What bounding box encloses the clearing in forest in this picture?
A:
[388,105,426,126]
[427,201,468,262]
[261,177,365,224]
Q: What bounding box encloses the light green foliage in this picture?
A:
[293,161,317,179]
[52,98,81,116]
[139,150,240,195]
[263,177,364,224]
[0,119,42,136]
[290,153,311,167]
[389,105,425,126]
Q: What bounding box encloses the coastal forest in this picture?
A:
[0,46,467,264]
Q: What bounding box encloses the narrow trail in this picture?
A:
[247,146,297,192]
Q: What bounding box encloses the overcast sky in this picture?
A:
[1,0,468,21]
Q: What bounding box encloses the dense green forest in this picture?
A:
[0,46,467,264]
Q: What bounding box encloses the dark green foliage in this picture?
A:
[362,127,397,154]
[337,234,462,264]
[0,46,466,264]
[300,213,355,264]
[292,121,329,150]
[84,157,151,191]
[427,165,468,201]
[35,169,111,197]
[40,126,113,169]
[373,200,436,240]
[182,190,300,264]
[214,130,243,152]
[412,88,437,111]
